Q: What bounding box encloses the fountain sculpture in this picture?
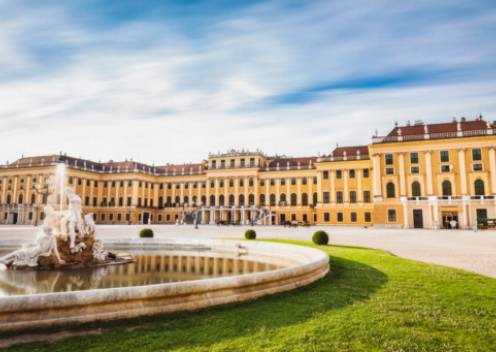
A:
[0,187,133,270]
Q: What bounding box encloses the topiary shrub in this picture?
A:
[244,229,256,240]
[139,228,154,238]
[312,230,329,245]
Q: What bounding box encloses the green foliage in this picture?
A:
[312,230,329,245]
[244,229,256,240]
[139,228,154,238]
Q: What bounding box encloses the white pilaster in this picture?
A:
[425,151,433,195]
[458,149,467,195]
[399,153,406,196]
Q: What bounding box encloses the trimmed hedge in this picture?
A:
[312,230,329,245]
[139,228,154,238]
[244,229,256,240]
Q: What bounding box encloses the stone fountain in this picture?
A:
[0,187,133,270]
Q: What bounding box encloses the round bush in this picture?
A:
[139,228,154,238]
[244,229,256,240]
[312,230,329,245]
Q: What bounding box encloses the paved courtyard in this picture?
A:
[1,225,495,278]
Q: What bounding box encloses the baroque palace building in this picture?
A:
[1,117,495,229]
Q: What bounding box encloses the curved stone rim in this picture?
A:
[0,239,330,331]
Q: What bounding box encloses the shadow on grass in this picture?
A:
[3,253,388,351]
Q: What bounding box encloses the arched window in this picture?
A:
[30,193,36,204]
[302,193,308,206]
[280,193,286,205]
[209,195,216,206]
[183,196,189,205]
[386,182,396,198]
[259,194,266,206]
[442,180,452,196]
[219,195,225,206]
[411,181,421,197]
[175,196,180,206]
[229,195,235,206]
[248,194,255,206]
[474,179,485,196]
[239,194,245,206]
[166,196,172,206]
[270,194,276,206]
[201,196,206,206]
[313,192,318,206]
[290,193,297,206]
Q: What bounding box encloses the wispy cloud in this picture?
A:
[0,0,495,164]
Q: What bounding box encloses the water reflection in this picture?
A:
[0,252,281,296]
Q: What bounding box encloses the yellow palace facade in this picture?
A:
[1,117,495,229]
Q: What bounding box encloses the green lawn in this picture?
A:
[4,240,496,352]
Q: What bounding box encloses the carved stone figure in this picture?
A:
[0,226,64,267]
[0,187,132,270]
[60,187,86,252]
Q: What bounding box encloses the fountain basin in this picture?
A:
[0,239,329,331]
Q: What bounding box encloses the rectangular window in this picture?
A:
[336,170,342,179]
[324,212,330,222]
[364,212,371,222]
[291,177,296,185]
[313,177,318,185]
[270,179,275,186]
[118,213,122,221]
[410,152,419,164]
[260,179,265,186]
[337,212,343,222]
[211,160,217,169]
[93,197,97,206]
[441,165,450,173]
[385,167,394,175]
[349,169,355,178]
[336,191,343,203]
[230,159,235,168]
[127,197,132,206]
[349,191,356,203]
[472,148,482,161]
[350,212,357,222]
[440,150,449,163]
[249,178,254,187]
[250,158,255,167]
[473,163,483,171]
[302,177,307,185]
[323,171,329,180]
[126,214,130,221]
[240,159,245,167]
[363,169,369,178]
[385,154,393,165]
[280,178,286,186]
[363,191,371,203]
[411,166,420,174]
[387,209,397,222]
[220,160,225,168]
[323,192,330,204]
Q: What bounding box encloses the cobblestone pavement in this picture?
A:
[1,225,495,278]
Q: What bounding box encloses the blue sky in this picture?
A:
[0,0,495,164]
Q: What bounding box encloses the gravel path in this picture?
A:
[1,225,495,278]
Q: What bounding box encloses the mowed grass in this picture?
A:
[4,240,496,352]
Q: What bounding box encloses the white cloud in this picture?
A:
[0,0,495,165]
